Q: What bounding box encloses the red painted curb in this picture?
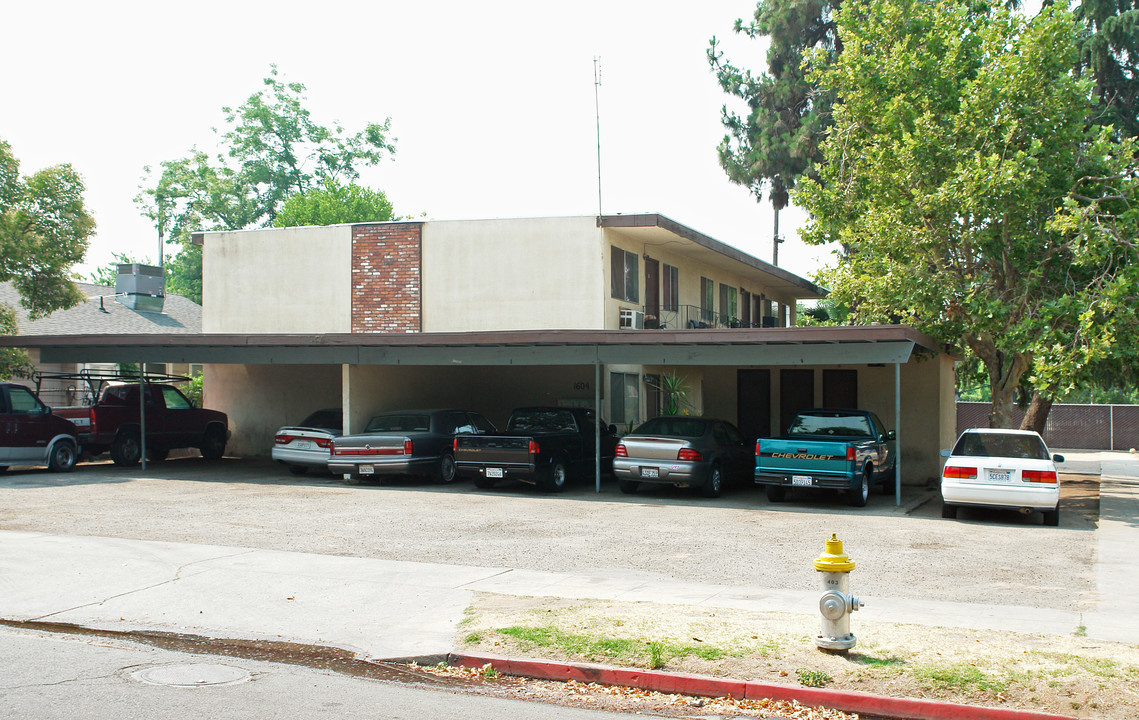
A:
[449,652,1078,720]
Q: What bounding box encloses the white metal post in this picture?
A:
[894,362,901,507]
[595,357,602,493]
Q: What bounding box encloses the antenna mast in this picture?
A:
[594,56,603,219]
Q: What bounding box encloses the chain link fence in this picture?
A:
[957,402,1139,450]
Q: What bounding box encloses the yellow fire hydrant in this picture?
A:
[813,534,864,653]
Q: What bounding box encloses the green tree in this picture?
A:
[708,0,841,265]
[135,66,396,303]
[273,180,397,227]
[1074,0,1139,139]
[1,139,95,379]
[797,0,1139,428]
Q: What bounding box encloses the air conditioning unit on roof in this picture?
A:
[619,309,644,330]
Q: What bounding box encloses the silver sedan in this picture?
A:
[613,417,753,498]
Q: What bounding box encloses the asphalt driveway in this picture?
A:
[0,455,1099,612]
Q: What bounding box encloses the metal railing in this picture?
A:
[633,305,781,330]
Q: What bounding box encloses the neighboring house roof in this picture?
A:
[1,281,202,336]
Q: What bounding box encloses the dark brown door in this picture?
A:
[779,369,815,434]
[737,369,771,442]
[644,258,659,320]
[823,369,858,409]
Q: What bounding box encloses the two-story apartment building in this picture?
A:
[194,213,954,483]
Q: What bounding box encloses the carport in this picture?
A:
[4,325,950,504]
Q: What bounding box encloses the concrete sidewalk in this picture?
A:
[2,450,1137,661]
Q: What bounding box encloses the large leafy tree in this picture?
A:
[272,180,397,228]
[797,0,1139,428]
[708,0,841,265]
[1,139,95,379]
[1074,0,1139,139]
[136,66,396,303]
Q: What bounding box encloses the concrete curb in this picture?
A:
[449,652,1078,720]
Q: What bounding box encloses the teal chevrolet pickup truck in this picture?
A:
[754,409,896,507]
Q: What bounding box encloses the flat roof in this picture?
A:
[3,325,942,367]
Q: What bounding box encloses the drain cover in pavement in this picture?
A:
[133,664,251,687]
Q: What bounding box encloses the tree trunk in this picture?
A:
[1020,391,1053,434]
[963,334,1032,429]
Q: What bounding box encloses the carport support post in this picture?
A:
[894,362,900,507]
[139,365,147,471]
[595,358,601,493]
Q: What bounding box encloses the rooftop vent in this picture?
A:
[115,263,165,313]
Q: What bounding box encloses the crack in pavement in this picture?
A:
[28,549,256,623]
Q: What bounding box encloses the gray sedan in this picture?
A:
[613,417,753,498]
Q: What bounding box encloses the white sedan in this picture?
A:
[940,429,1063,526]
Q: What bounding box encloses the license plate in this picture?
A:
[360,465,374,475]
[293,440,311,450]
[641,467,659,478]
[792,475,813,487]
[486,467,504,478]
[987,470,1012,483]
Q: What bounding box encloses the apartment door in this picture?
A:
[779,369,815,434]
[737,369,771,442]
[644,258,660,321]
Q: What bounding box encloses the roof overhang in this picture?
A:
[4,326,941,367]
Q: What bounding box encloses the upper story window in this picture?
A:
[610,247,639,303]
[700,277,714,322]
[719,284,738,322]
[662,264,679,312]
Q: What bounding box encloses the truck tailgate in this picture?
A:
[456,436,532,465]
[757,439,850,475]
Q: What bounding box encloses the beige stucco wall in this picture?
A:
[202,226,353,333]
[421,217,605,331]
[205,364,342,457]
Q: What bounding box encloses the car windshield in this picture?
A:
[788,413,873,437]
[299,409,342,432]
[509,410,577,433]
[363,414,431,433]
[953,432,1050,460]
[633,418,707,437]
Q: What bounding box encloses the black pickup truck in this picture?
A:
[454,406,619,492]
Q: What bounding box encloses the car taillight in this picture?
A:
[615,444,627,457]
[315,438,331,449]
[677,448,702,461]
[453,438,459,452]
[1023,470,1058,484]
[846,446,856,462]
[528,440,540,454]
[755,440,762,456]
[404,439,414,455]
[943,465,977,479]
[330,442,339,456]
[89,407,97,435]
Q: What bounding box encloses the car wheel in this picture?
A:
[110,431,142,467]
[701,464,723,498]
[766,484,786,502]
[200,427,227,461]
[147,448,169,463]
[617,478,639,494]
[941,502,958,519]
[473,475,496,489]
[539,461,568,493]
[1043,506,1060,527]
[436,453,458,483]
[848,471,870,507]
[48,441,78,472]
[287,464,309,476]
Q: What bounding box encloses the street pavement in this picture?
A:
[1,449,1136,661]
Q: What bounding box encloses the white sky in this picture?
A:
[2,1,838,283]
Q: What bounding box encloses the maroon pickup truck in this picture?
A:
[55,383,228,466]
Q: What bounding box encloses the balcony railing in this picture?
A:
[631,305,781,330]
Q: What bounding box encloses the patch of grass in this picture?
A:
[1028,651,1139,681]
[796,668,833,687]
[912,663,1010,693]
[494,625,725,668]
[1074,625,1087,637]
[852,654,906,670]
[463,632,482,644]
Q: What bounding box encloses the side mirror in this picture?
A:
[1053,454,1065,463]
[886,430,896,441]
[939,449,951,458]
[42,405,52,415]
